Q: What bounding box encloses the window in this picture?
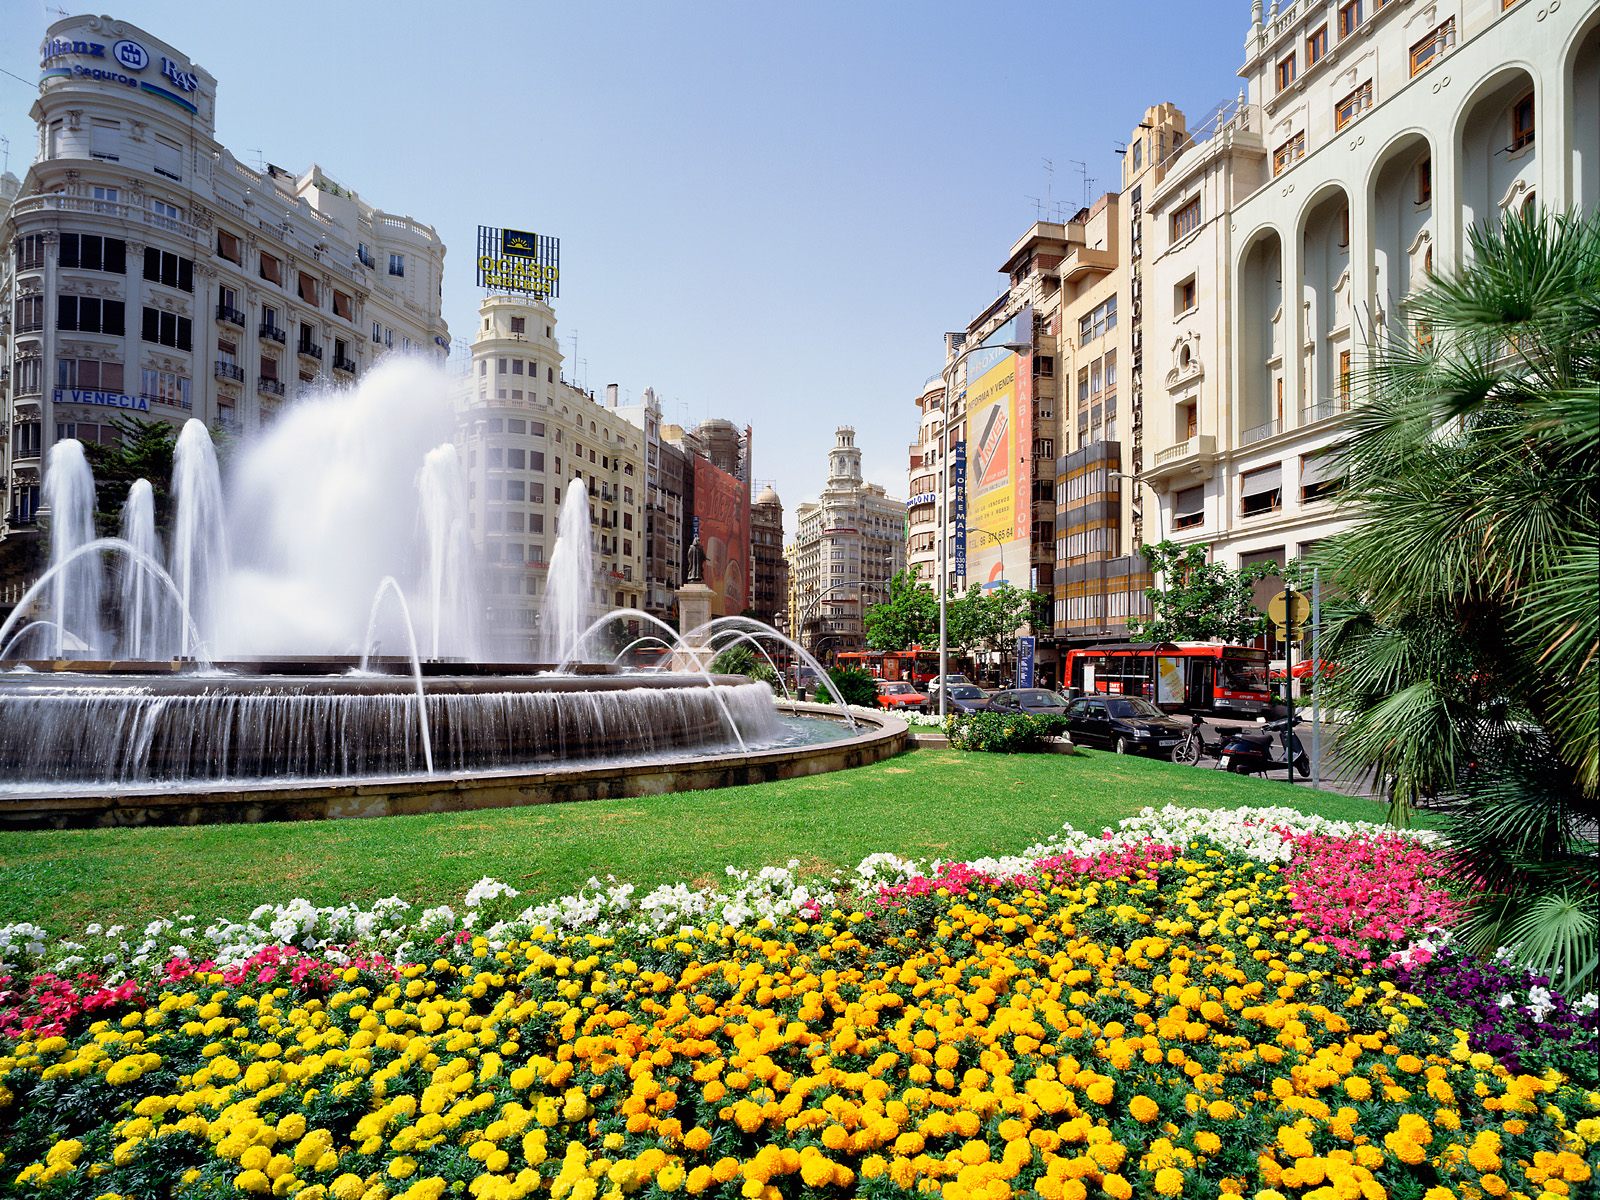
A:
[510,316,525,335]
[1240,466,1283,516]
[1131,139,1142,172]
[259,355,278,382]
[59,234,126,274]
[1339,207,1351,247]
[1077,295,1117,343]
[1173,485,1205,530]
[1335,81,1373,130]
[217,229,242,264]
[1410,19,1455,76]
[259,251,283,286]
[90,185,120,213]
[1306,25,1328,65]
[1276,54,1296,93]
[375,322,385,344]
[56,359,124,391]
[57,296,126,335]
[262,304,281,335]
[1182,401,1198,439]
[1417,157,1432,204]
[148,198,182,231]
[512,360,524,375]
[1176,275,1197,313]
[1338,349,1352,401]
[1301,452,1343,502]
[140,368,191,410]
[388,253,405,277]
[1273,132,1306,176]
[332,290,352,321]
[1338,0,1362,38]
[15,233,45,270]
[1510,93,1535,151]
[14,356,43,395]
[90,117,119,161]
[297,271,319,306]
[153,134,183,180]
[1416,320,1434,351]
[144,247,194,292]
[1170,197,1201,240]
[1033,355,1054,378]
[141,307,192,350]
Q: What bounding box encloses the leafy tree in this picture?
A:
[1128,541,1283,644]
[1315,209,1598,985]
[863,569,937,651]
[945,582,1046,681]
[82,417,178,538]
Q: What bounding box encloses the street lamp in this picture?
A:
[938,337,1031,718]
[967,526,1008,589]
[799,579,889,658]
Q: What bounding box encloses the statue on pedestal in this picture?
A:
[685,536,705,584]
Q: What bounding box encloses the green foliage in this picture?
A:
[945,583,1047,660]
[710,644,779,690]
[1129,541,1285,644]
[815,666,878,707]
[81,417,178,538]
[863,569,938,651]
[1314,207,1600,981]
[944,711,1056,753]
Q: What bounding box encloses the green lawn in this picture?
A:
[0,749,1395,936]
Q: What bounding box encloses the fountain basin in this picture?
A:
[0,701,907,830]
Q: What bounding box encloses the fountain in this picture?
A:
[0,359,905,826]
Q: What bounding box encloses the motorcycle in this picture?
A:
[1218,714,1309,778]
[1171,714,1227,766]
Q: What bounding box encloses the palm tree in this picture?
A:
[1316,208,1598,986]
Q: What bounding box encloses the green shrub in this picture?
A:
[710,645,781,691]
[946,711,1055,753]
[815,666,879,707]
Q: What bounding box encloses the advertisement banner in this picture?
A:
[952,440,967,578]
[959,309,1033,591]
[1156,655,1185,705]
[691,457,750,617]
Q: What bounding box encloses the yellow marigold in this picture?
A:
[1130,1096,1160,1124]
[1478,1176,1508,1198]
[1195,1133,1222,1155]
[1154,1167,1184,1196]
[1086,1079,1115,1106]
[1102,1174,1133,1200]
[1343,1077,1372,1101]
[235,1170,272,1195]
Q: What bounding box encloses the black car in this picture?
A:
[924,682,993,714]
[1063,694,1189,755]
[987,689,1071,717]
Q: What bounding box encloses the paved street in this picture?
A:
[1175,713,1391,806]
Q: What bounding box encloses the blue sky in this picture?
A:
[1,0,1248,537]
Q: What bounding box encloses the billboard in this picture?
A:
[691,457,750,617]
[962,308,1032,589]
[476,226,560,298]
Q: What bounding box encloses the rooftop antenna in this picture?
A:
[0,135,9,175]
[565,331,578,379]
[245,147,265,171]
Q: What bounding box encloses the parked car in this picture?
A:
[927,673,975,690]
[875,680,929,712]
[923,682,993,714]
[1062,694,1189,755]
[986,689,1072,718]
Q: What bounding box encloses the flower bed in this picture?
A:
[2,806,1596,1199]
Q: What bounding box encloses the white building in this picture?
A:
[456,295,645,659]
[1143,0,1599,581]
[1,13,448,541]
[794,427,906,656]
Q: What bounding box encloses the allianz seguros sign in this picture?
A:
[40,33,201,110]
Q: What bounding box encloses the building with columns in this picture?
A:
[1141,0,1599,582]
[1,13,448,554]
[794,427,905,658]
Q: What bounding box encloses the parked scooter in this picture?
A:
[1218,714,1309,778]
[1171,713,1227,766]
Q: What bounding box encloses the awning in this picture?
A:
[1175,485,1205,520]
[1300,453,1342,488]
[1241,465,1283,497]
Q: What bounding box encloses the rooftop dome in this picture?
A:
[755,485,781,506]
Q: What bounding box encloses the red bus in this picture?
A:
[1063,642,1273,716]
[836,646,942,685]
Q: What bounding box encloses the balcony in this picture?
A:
[1302,397,1352,425]
[1241,419,1281,446]
[1060,244,1118,284]
[332,355,358,375]
[213,360,245,383]
[1145,433,1218,484]
[216,304,246,328]
[260,323,287,344]
[258,377,285,396]
[297,340,324,361]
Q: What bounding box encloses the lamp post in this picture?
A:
[938,337,1032,718]
[799,579,889,658]
[967,526,1007,589]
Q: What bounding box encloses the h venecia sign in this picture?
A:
[54,388,150,412]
